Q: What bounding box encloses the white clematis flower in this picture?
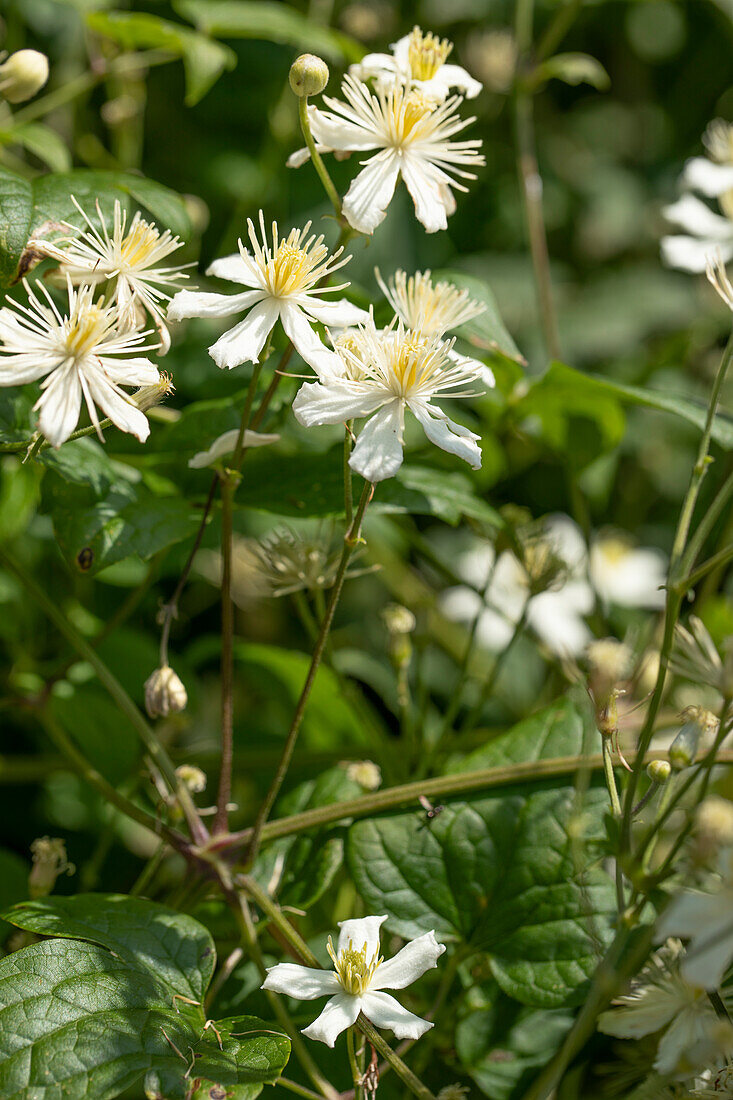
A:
[662,120,733,273]
[293,317,484,482]
[29,198,189,353]
[0,279,158,448]
[598,942,727,1077]
[288,76,484,235]
[589,534,666,610]
[376,267,495,387]
[188,429,280,468]
[262,915,445,1047]
[657,848,733,991]
[168,213,367,374]
[351,25,483,103]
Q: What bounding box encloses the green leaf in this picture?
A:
[87,11,237,106]
[0,166,191,288]
[1,122,72,172]
[535,52,610,91]
[174,0,363,63]
[0,895,290,1100]
[347,700,615,1008]
[435,270,525,365]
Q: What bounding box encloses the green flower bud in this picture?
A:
[175,764,207,794]
[0,49,49,104]
[289,54,329,97]
[669,706,717,771]
[646,759,671,784]
[144,664,188,719]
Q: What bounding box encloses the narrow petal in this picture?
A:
[262,963,341,1001]
[337,915,388,960]
[349,401,405,482]
[433,64,483,98]
[206,253,263,288]
[168,288,264,321]
[309,107,381,154]
[36,365,82,448]
[449,348,495,388]
[301,993,361,1047]
[663,194,733,239]
[293,381,388,427]
[408,399,482,469]
[661,234,733,273]
[400,155,450,234]
[208,298,280,369]
[683,156,733,196]
[279,302,344,379]
[302,297,371,328]
[371,932,446,991]
[342,152,401,235]
[287,146,312,169]
[188,428,280,468]
[360,991,433,1040]
[84,371,150,442]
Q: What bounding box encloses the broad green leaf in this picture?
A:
[0,389,35,446]
[87,11,237,105]
[1,122,72,172]
[0,895,290,1100]
[0,166,191,288]
[0,849,28,945]
[174,0,363,63]
[435,270,525,365]
[347,701,615,1007]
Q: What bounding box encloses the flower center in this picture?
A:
[119,220,161,269]
[407,27,452,81]
[391,334,432,393]
[328,937,382,996]
[268,240,327,296]
[399,90,434,139]
[597,538,631,566]
[64,303,111,356]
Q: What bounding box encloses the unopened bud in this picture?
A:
[382,603,416,635]
[0,49,49,104]
[28,837,74,898]
[175,764,206,794]
[669,706,718,771]
[646,759,671,784]
[289,54,329,97]
[144,664,188,718]
[587,637,632,709]
[696,795,733,852]
[346,760,382,791]
[133,372,175,412]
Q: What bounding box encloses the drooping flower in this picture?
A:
[288,75,484,235]
[350,25,482,103]
[0,280,158,448]
[30,198,189,352]
[657,847,733,991]
[293,317,484,482]
[661,120,733,273]
[598,941,729,1077]
[168,213,367,374]
[376,267,495,386]
[262,915,445,1047]
[589,533,666,609]
[188,428,280,469]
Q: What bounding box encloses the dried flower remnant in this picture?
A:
[144,665,188,719]
[28,837,75,898]
[175,764,207,795]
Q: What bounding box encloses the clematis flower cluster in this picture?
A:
[662,119,733,274]
[288,25,484,234]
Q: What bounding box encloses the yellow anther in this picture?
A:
[119,220,161,268]
[407,27,453,81]
[327,935,382,996]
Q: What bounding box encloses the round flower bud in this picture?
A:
[696,795,733,850]
[289,54,329,97]
[346,760,382,791]
[144,664,188,719]
[175,764,207,794]
[0,49,49,104]
[669,705,718,771]
[646,759,671,784]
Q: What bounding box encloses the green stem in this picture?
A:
[245,481,373,863]
[277,1079,329,1100]
[678,542,733,594]
[239,872,320,967]
[356,1016,436,1100]
[129,841,167,897]
[344,421,354,526]
[602,736,621,817]
[535,0,584,59]
[298,96,343,218]
[159,476,217,667]
[0,545,206,845]
[347,1028,362,1100]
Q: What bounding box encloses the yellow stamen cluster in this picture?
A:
[63,298,114,356]
[391,332,434,392]
[595,537,632,566]
[408,26,453,82]
[384,270,483,334]
[245,217,348,299]
[398,89,435,140]
[271,239,327,296]
[119,219,163,269]
[327,936,382,996]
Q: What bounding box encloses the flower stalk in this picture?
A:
[298,95,343,219]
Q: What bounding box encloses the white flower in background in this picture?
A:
[293,317,484,482]
[262,915,445,1047]
[661,120,733,273]
[288,76,484,235]
[376,267,495,386]
[657,847,733,991]
[351,25,482,102]
[30,198,189,353]
[441,516,594,656]
[188,428,280,468]
[598,942,728,1077]
[693,1064,733,1097]
[168,214,366,374]
[590,533,666,609]
[0,280,158,448]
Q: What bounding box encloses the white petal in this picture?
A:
[337,915,388,959]
[310,107,380,154]
[206,253,262,288]
[100,356,159,387]
[168,288,264,321]
[342,152,402,235]
[188,428,280,468]
[475,608,515,651]
[441,585,485,623]
[663,194,733,240]
[408,400,481,469]
[528,591,592,657]
[208,298,280,370]
[659,893,733,990]
[433,64,483,99]
[598,997,676,1040]
[372,932,446,991]
[293,380,388,427]
[303,297,371,328]
[0,353,55,385]
[287,146,313,169]
[36,366,82,448]
[682,157,733,196]
[279,302,344,378]
[449,348,495,388]
[349,52,400,84]
[349,401,405,482]
[262,963,341,1001]
[301,992,361,1047]
[359,991,433,1040]
[84,371,150,442]
[661,234,733,273]
[401,155,450,234]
